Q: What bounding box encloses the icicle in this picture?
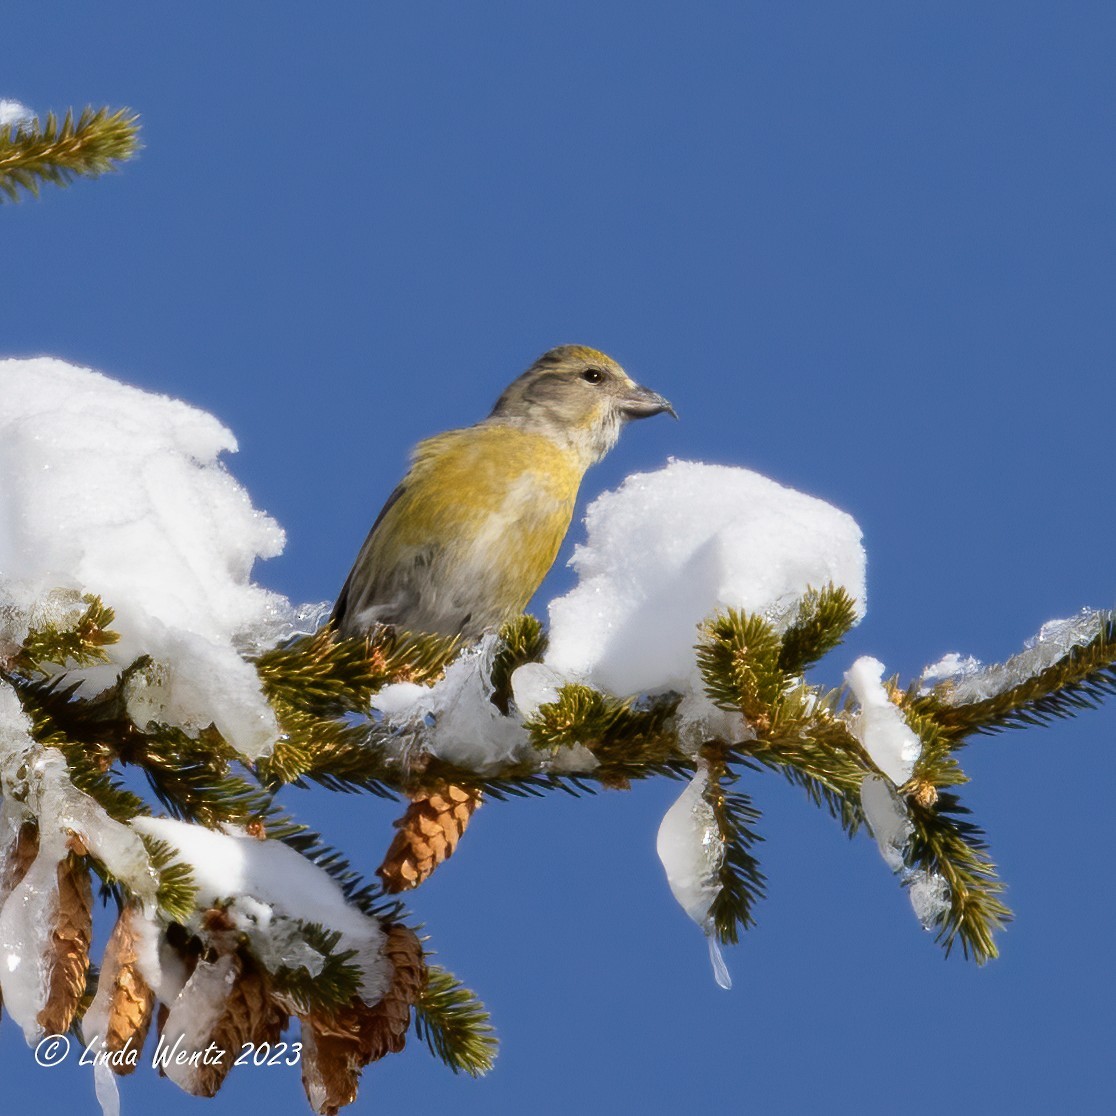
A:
[707,936,732,991]
[93,1058,121,1116]
[656,764,731,988]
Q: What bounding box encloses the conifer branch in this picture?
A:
[905,792,1011,964]
[267,923,363,1014]
[914,612,1116,739]
[413,964,498,1077]
[777,584,859,675]
[702,754,766,945]
[14,594,120,672]
[257,703,398,798]
[254,627,458,718]
[490,614,548,715]
[140,836,199,923]
[0,106,140,202]
[528,683,681,782]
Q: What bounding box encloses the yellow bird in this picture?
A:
[331,345,674,640]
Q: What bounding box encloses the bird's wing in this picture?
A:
[329,481,407,630]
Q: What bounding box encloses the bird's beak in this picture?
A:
[620,383,678,420]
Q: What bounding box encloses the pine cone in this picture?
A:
[299,1003,373,1116]
[94,904,155,1073]
[377,785,482,892]
[299,924,427,1114]
[37,847,93,1036]
[192,957,288,1098]
[364,924,425,1060]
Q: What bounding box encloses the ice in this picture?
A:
[937,608,1109,706]
[0,99,33,130]
[156,952,240,1095]
[371,635,530,773]
[845,657,921,785]
[860,775,913,872]
[509,662,563,719]
[861,775,949,931]
[0,748,71,1040]
[132,816,390,1003]
[94,1058,121,1116]
[0,358,289,758]
[655,764,731,989]
[546,460,866,698]
[0,702,162,1042]
[918,651,983,694]
[0,702,69,1040]
[907,870,950,930]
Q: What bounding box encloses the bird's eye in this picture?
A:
[581,368,604,384]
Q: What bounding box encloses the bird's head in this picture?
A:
[488,345,675,465]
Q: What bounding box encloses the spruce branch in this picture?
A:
[696,609,784,722]
[914,612,1116,740]
[413,964,498,1077]
[139,836,199,923]
[702,754,766,945]
[905,791,1011,964]
[15,594,120,672]
[254,626,458,719]
[134,726,274,829]
[490,614,548,715]
[258,701,398,798]
[742,686,874,805]
[267,923,363,1014]
[0,106,140,202]
[777,584,859,675]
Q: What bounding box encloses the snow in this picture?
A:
[0,99,33,130]
[371,635,530,773]
[918,651,982,693]
[545,460,866,700]
[509,662,563,719]
[0,358,290,758]
[845,656,922,785]
[365,460,865,774]
[655,764,731,989]
[131,817,390,1004]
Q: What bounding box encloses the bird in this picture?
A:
[330,344,675,641]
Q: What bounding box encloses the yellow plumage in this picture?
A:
[331,345,673,640]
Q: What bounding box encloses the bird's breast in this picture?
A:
[373,425,584,632]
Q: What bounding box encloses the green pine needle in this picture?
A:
[15,594,121,671]
[704,765,767,945]
[0,106,140,202]
[777,584,859,675]
[490,614,548,715]
[414,964,498,1077]
[906,792,1012,964]
[696,609,784,719]
[916,613,1116,739]
[255,626,458,718]
[140,836,199,924]
[267,923,363,1013]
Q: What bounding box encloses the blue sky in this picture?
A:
[4,3,1115,1112]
